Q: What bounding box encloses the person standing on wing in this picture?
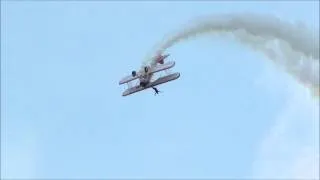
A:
[152,87,162,95]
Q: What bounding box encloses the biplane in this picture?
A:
[119,54,180,96]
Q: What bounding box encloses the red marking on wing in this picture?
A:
[156,55,164,64]
[158,59,164,64]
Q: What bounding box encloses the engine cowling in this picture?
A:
[132,71,136,77]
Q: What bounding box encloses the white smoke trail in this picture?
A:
[144,13,319,97]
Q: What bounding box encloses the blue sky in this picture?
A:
[1,1,319,179]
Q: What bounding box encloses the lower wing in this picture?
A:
[122,72,180,96]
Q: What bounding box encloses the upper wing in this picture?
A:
[119,61,175,85]
[149,61,175,74]
[122,72,180,96]
[119,74,140,85]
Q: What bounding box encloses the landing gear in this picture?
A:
[132,71,136,77]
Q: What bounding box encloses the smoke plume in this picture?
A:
[144,13,319,97]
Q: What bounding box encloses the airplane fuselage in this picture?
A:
[139,73,152,87]
[138,65,154,87]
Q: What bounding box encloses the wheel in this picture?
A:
[132,71,136,77]
[144,66,148,73]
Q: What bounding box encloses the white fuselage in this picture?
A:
[138,64,156,86]
[139,70,152,85]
